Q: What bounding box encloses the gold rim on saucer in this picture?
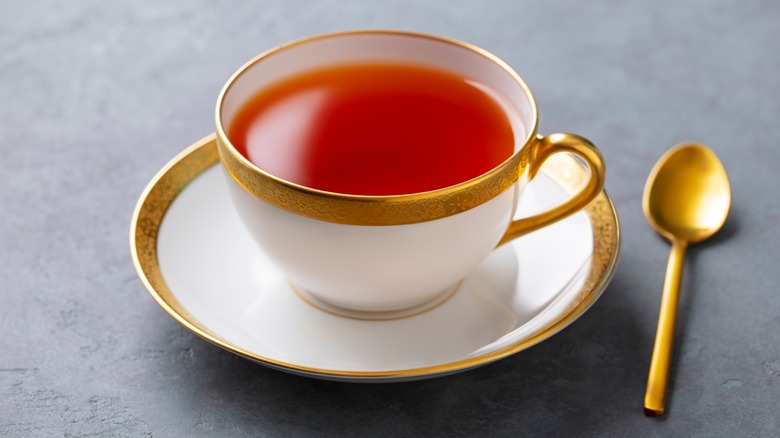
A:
[130,134,620,380]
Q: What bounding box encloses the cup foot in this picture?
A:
[289,281,462,321]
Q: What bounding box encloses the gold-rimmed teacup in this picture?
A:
[216,30,605,313]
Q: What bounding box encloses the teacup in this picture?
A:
[215,30,605,313]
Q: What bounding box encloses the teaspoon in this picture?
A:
[642,143,731,416]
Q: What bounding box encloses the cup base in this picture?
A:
[290,281,462,321]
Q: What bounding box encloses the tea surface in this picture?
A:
[228,63,515,195]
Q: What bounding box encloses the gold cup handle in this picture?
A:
[498,133,606,246]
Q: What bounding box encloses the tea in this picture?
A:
[227,63,515,195]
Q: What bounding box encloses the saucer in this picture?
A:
[130,135,620,382]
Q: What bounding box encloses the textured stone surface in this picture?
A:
[1,0,779,436]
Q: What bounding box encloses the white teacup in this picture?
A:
[215,30,605,313]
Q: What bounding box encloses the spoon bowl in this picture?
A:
[643,144,731,243]
[642,143,731,416]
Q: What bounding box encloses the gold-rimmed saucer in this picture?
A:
[130,135,620,382]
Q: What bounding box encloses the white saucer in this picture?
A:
[130,135,620,382]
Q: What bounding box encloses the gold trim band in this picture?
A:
[218,137,531,226]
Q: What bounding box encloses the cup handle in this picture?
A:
[498,133,606,246]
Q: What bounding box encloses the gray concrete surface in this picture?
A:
[2,0,779,436]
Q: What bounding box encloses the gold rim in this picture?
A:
[129,135,620,380]
[215,29,539,226]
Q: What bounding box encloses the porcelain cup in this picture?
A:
[215,30,605,313]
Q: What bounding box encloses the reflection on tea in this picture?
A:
[228,63,515,195]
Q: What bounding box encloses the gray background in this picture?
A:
[2,0,778,436]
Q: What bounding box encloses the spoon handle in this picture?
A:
[644,239,688,416]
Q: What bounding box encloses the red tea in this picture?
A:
[228,63,515,195]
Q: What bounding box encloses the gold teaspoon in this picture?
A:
[642,143,731,416]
